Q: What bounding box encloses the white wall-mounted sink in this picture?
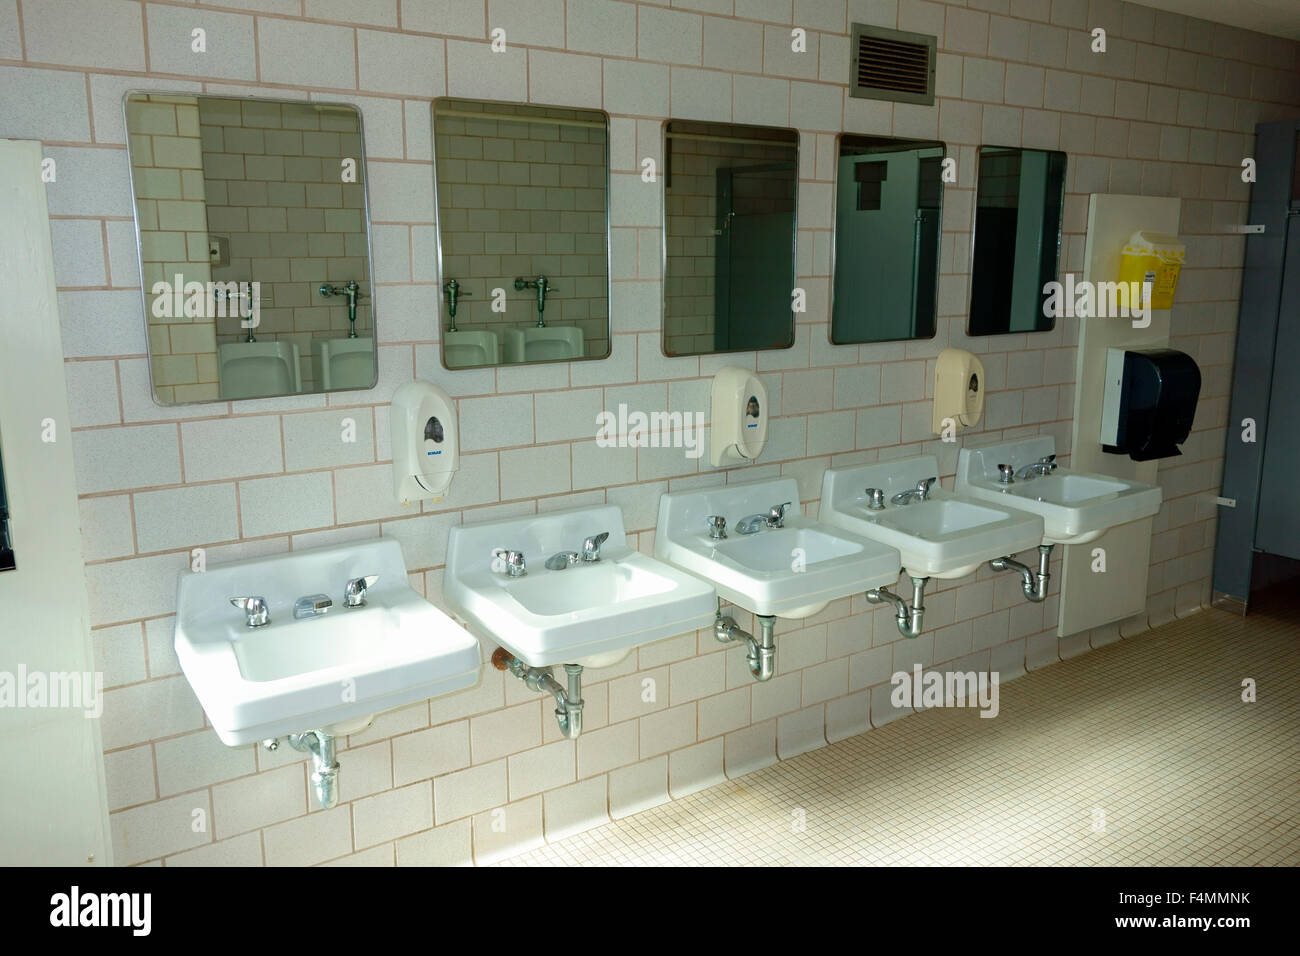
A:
[174,539,480,745]
[443,505,716,669]
[311,336,374,390]
[821,455,1045,578]
[655,477,901,619]
[217,340,302,400]
[504,325,583,363]
[956,437,1163,545]
[444,329,501,368]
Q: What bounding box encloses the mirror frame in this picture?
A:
[659,118,800,358]
[0,424,14,572]
[430,96,614,371]
[827,132,946,347]
[965,144,1068,337]
[122,91,380,406]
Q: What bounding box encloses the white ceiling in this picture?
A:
[1131,0,1300,41]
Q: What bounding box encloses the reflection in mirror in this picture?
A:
[662,121,798,357]
[124,94,377,404]
[431,98,610,370]
[968,146,1067,335]
[0,426,14,572]
[830,135,944,344]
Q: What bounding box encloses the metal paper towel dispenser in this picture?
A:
[1100,348,1201,461]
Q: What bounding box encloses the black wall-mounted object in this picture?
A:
[1100,348,1201,461]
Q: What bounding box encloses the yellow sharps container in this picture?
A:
[1118,230,1185,310]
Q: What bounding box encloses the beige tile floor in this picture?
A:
[498,593,1300,866]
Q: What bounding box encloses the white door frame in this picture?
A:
[0,138,111,865]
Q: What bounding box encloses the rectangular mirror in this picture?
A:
[124,93,377,404]
[968,146,1067,336]
[830,134,944,344]
[662,120,798,357]
[431,98,610,370]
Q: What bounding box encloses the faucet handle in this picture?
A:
[996,464,1015,484]
[865,488,886,510]
[230,596,270,628]
[1041,454,1057,469]
[705,515,728,539]
[916,477,937,499]
[768,501,792,527]
[582,531,610,562]
[495,549,527,577]
[344,574,379,608]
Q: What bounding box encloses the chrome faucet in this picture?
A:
[705,515,727,539]
[1015,455,1058,480]
[865,488,886,510]
[344,574,378,608]
[543,533,609,570]
[230,595,270,628]
[294,594,333,619]
[997,464,1016,484]
[737,502,791,534]
[582,532,609,563]
[891,477,937,506]
[513,275,556,327]
[497,549,527,577]
[546,551,580,570]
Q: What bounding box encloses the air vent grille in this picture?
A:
[850,24,936,106]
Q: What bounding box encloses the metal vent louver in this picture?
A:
[850,24,936,106]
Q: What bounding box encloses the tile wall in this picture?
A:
[3,0,1298,866]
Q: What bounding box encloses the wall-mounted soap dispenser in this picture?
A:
[710,366,768,466]
[391,380,458,504]
[932,348,985,435]
[1100,348,1201,461]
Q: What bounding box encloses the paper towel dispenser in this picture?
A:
[1100,348,1201,461]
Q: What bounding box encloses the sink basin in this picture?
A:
[821,456,1045,578]
[311,336,375,390]
[218,340,301,400]
[956,437,1163,545]
[504,325,583,363]
[443,505,716,669]
[655,477,901,619]
[174,539,481,745]
[444,329,501,368]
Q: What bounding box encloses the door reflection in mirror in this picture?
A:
[830,134,945,345]
[968,146,1067,336]
[662,120,798,357]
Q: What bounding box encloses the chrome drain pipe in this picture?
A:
[867,574,929,638]
[990,544,1053,603]
[714,605,776,681]
[492,648,585,739]
[283,730,340,809]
